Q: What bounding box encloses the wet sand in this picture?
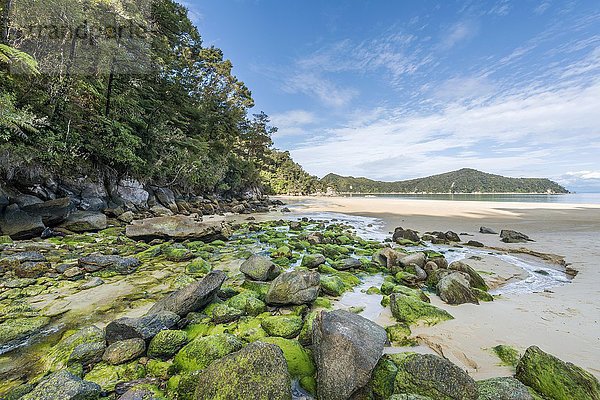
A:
[276,195,600,378]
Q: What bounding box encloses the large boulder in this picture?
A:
[479,226,497,234]
[105,311,180,344]
[477,377,534,400]
[399,253,426,268]
[515,346,600,400]
[111,178,149,207]
[0,207,45,239]
[390,293,453,325]
[266,270,320,306]
[22,197,74,226]
[240,255,282,281]
[21,370,101,400]
[147,270,226,317]
[313,310,387,400]
[61,211,107,232]
[102,338,146,365]
[301,253,326,269]
[125,216,229,242]
[500,230,533,243]
[173,333,243,373]
[78,255,140,275]
[153,187,178,213]
[373,248,401,269]
[194,341,292,400]
[437,272,479,305]
[449,261,488,291]
[390,352,478,400]
[392,227,420,243]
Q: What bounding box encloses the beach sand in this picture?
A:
[276,195,600,379]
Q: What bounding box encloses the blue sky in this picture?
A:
[185,0,600,191]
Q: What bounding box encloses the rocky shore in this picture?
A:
[0,211,598,399]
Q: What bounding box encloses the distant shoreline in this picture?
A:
[330,192,568,195]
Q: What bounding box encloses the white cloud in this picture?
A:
[440,21,477,49]
[534,2,552,15]
[283,72,358,108]
[290,77,600,181]
[270,110,317,136]
[564,171,600,180]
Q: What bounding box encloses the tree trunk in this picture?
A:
[2,0,12,43]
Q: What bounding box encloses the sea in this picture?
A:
[339,193,600,204]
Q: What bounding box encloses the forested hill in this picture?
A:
[0,0,319,196]
[322,169,569,194]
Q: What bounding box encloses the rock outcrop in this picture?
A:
[313,310,387,400]
[266,270,320,305]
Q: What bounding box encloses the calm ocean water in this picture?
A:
[340,193,600,204]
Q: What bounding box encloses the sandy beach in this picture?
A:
[276,195,600,379]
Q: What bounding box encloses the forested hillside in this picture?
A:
[0,0,319,196]
[322,168,568,194]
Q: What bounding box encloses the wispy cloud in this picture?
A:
[534,2,552,15]
[440,21,477,50]
[283,73,358,108]
[270,110,317,136]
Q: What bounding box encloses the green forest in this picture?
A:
[0,0,321,196]
[322,168,568,194]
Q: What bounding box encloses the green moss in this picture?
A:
[234,316,268,342]
[261,315,303,339]
[390,293,453,326]
[371,356,398,399]
[47,326,105,371]
[320,275,346,296]
[147,359,172,379]
[226,291,266,316]
[298,311,318,346]
[366,286,382,295]
[261,337,315,379]
[185,257,212,275]
[148,330,188,359]
[241,280,271,300]
[0,235,13,244]
[491,344,520,367]
[0,316,50,346]
[300,376,317,395]
[84,361,146,392]
[314,297,332,309]
[271,245,292,258]
[386,323,416,346]
[210,303,244,323]
[515,346,600,400]
[161,244,194,262]
[173,333,244,373]
[473,288,494,302]
[335,271,361,288]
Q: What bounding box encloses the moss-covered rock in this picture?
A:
[226,291,266,316]
[194,341,292,400]
[48,326,106,371]
[84,360,146,392]
[449,261,488,291]
[473,288,494,302]
[301,253,326,269]
[146,359,172,380]
[492,344,521,367]
[210,303,244,324]
[261,337,315,381]
[515,345,600,400]
[390,293,453,326]
[240,255,282,281]
[320,275,346,296]
[386,323,415,346]
[161,245,194,262]
[234,316,268,342]
[477,377,534,400]
[21,370,101,400]
[0,316,50,346]
[390,352,478,400]
[371,356,398,399]
[185,257,211,275]
[102,338,145,365]
[261,315,303,339]
[173,333,244,373]
[148,330,188,359]
[298,311,318,346]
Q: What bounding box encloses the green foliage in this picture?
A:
[0,0,313,195]
[322,168,568,194]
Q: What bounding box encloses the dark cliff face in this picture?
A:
[321,169,569,194]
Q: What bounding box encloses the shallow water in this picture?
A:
[287,210,570,296]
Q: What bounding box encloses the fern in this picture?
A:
[0,44,39,74]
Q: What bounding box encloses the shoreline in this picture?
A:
[276,195,600,379]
